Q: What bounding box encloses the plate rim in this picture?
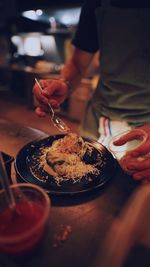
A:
[14,135,116,196]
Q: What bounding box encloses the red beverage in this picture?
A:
[0,184,50,256]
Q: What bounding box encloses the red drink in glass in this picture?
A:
[0,183,50,256]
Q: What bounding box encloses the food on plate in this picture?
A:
[39,133,101,185]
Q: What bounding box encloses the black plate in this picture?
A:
[15,134,116,196]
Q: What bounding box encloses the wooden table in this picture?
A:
[0,119,138,267]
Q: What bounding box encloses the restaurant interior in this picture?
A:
[0,0,99,134]
[0,1,150,267]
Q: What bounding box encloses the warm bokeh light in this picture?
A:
[24,36,43,56]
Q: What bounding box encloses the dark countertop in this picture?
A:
[0,118,138,267]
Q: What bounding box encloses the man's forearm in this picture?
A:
[60,60,83,92]
[60,47,94,93]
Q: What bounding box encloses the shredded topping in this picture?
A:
[39,133,100,185]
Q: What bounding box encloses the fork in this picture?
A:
[35,78,70,133]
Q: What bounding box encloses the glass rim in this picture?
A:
[108,128,148,153]
[0,183,51,244]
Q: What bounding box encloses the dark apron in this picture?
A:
[79,0,150,140]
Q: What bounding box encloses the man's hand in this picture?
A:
[114,124,150,182]
[32,79,69,117]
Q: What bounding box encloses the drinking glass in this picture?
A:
[108,129,147,174]
[0,183,51,256]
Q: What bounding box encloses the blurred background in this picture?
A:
[0,0,99,133]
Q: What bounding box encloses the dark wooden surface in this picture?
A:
[0,119,138,267]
